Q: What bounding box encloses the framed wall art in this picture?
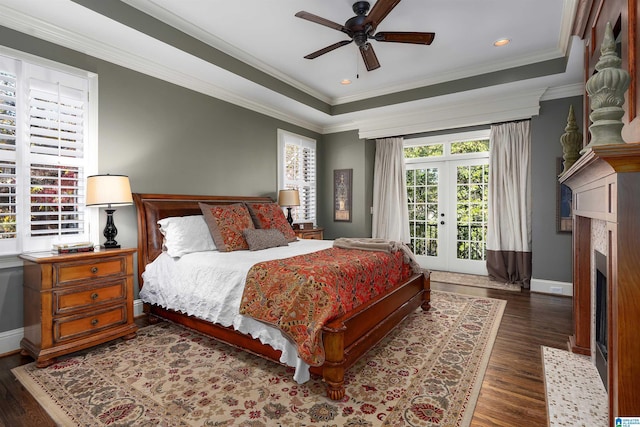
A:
[557,158,573,232]
[334,169,352,222]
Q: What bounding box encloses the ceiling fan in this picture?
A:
[295,0,435,72]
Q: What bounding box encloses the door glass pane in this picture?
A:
[407,167,438,256]
[456,164,488,261]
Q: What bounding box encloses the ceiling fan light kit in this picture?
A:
[295,0,435,72]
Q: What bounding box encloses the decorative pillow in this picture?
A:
[157,215,216,258]
[244,202,297,242]
[243,228,289,251]
[199,202,254,252]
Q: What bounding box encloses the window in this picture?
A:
[277,130,316,224]
[0,51,97,256]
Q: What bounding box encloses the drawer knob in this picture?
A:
[91,267,98,274]
[91,318,99,326]
[90,293,99,300]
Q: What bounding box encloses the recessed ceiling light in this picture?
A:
[340,79,352,85]
[493,38,511,47]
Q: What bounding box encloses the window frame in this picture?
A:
[0,46,98,265]
[277,129,317,225]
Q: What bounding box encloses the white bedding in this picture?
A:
[139,238,334,383]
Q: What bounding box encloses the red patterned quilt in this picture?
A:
[239,247,413,366]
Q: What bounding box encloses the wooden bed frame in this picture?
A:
[133,192,431,400]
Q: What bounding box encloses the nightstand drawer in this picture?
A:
[56,257,126,285]
[54,280,126,315]
[302,230,323,239]
[294,227,324,240]
[54,305,126,343]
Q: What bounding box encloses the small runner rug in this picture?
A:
[430,270,521,291]
[542,346,608,427]
[13,290,505,427]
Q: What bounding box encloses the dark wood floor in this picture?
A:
[0,282,572,427]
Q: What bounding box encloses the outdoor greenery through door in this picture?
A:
[405,131,490,275]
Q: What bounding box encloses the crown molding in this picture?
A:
[356,88,547,139]
[541,82,584,100]
[559,0,580,55]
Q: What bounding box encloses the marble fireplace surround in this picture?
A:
[559,143,640,423]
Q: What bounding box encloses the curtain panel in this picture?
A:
[486,121,532,288]
[372,137,410,243]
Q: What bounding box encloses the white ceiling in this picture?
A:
[0,0,585,136]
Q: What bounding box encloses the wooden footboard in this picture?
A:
[133,193,431,400]
[316,271,430,399]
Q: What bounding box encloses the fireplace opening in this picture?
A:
[595,250,607,390]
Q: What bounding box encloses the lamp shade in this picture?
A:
[86,174,133,207]
[278,189,300,207]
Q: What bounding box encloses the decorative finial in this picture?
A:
[582,22,630,153]
[559,105,582,175]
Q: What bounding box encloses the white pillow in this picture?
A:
[157,215,216,257]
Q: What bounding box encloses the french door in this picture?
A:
[406,158,489,275]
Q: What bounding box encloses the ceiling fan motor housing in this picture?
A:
[348,1,374,46]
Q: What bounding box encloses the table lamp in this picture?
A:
[86,174,133,248]
[278,189,300,227]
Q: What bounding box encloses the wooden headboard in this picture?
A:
[133,193,273,288]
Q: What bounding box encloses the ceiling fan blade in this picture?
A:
[304,40,353,59]
[374,31,435,45]
[359,43,380,71]
[295,11,351,36]
[364,0,402,28]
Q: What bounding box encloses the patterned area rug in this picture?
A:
[13,291,505,426]
[542,346,608,427]
[429,270,521,291]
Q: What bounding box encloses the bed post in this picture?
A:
[421,271,431,311]
[322,323,347,400]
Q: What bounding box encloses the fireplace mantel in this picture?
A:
[559,142,640,421]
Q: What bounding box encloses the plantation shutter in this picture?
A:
[0,54,94,256]
[283,132,316,224]
[0,58,18,253]
[23,65,89,252]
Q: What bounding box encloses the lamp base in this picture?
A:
[101,243,121,249]
[103,208,120,249]
[286,207,294,227]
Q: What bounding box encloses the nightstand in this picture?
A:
[295,227,324,240]
[19,248,138,368]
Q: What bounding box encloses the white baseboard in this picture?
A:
[134,298,144,317]
[0,327,24,356]
[531,278,573,297]
[0,299,145,356]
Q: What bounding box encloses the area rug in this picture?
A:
[13,290,505,426]
[429,270,521,291]
[542,346,608,427]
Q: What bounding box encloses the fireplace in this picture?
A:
[559,143,640,422]
[594,250,607,389]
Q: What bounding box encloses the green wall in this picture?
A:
[531,96,583,283]
[318,130,374,239]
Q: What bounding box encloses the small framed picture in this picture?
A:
[557,158,572,232]
[334,169,352,222]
